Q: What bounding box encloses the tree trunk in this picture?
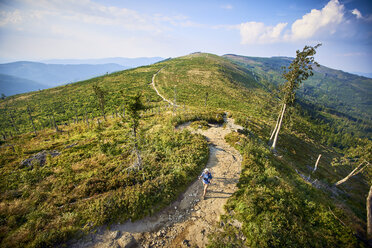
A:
[173,87,177,114]
[9,112,19,133]
[367,186,372,241]
[335,161,368,186]
[27,106,37,136]
[312,154,322,173]
[51,113,59,132]
[75,110,78,123]
[133,126,142,168]
[269,104,283,142]
[48,115,53,128]
[271,103,286,150]
[102,108,106,121]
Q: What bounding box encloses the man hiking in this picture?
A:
[199,168,212,199]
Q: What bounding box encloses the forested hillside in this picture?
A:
[223,54,372,122]
[0,53,370,247]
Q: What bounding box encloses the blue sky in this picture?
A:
[0,0,371,73]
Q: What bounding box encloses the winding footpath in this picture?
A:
[151,67,177,106]
[70,70,243,248]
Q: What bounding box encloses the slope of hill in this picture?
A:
[41,57,164,67]
[0,53,369,247]
[0,74,48,96]
[0,61,126,87]
[223,54,372,121]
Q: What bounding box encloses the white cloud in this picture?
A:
[0,10,22,26]
[238,0,348,44]
[240,22,287,44]
[289,0,344,40]
[0,0,197,34]
[221,4,233,10]
[351,9,362,19]
[0,0,206,59]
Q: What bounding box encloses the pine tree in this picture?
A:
[123,92,145,168]
[92,84,107,121]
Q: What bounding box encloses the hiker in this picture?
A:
[199,168,212,199]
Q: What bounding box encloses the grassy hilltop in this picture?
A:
[0,53,370,247]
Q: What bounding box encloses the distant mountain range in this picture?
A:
[0,57,164,96]
[40,57,164,67]
[0,74,48,96]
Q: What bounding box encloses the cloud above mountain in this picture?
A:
[239,0,352,44]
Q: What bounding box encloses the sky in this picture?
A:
[0,0,371,73]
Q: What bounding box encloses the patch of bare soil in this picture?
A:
[68,118,242,248]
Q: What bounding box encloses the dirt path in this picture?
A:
[69,120,242,248]
[151,66,177,106]
[68,70,243,248]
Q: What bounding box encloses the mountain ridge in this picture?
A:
[40,56,164,67]
[0,52,369,248]
[0,73,48,96]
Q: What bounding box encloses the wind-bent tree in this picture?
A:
[92,84,107,121]
[270,44,321,150]
[124,92,145,168]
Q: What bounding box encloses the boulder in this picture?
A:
[117,233,138,248]
[20,150,60,168]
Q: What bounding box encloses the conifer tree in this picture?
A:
[270,44,321,150]
[92,84,107,121]
[123,92,145,168]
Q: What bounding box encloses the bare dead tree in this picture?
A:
[335,161,369,186]
[85,108,89,128]
[26,105,37,136]
[8,110,19,133]
[312,154,322,173]
[122,104,125,118]
[173,86,177,114]
[51,113,59,132]
[72,103,79,124]
[367,186,372,242]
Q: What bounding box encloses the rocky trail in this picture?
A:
[69,70,243,248]
[70,119,242,248]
